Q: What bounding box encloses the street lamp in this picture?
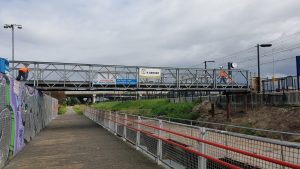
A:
[204,60,215,69]
[3,24,22,76]
[257,43,272,92]
[203,60,215,96]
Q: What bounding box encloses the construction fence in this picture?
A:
[0,73,58,168]
[84,107,300,169]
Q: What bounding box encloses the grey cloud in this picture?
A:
[0,0,300,77]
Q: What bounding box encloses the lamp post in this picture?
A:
[203,60,215,96]
[204,60,215,69]
[4,24,22,76]
[257,44,272,92]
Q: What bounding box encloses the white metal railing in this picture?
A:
[84,107,300,169]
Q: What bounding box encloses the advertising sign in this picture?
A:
[92,79,115,85]
[116,79,137,85]
[92,74,116,85]
[139,68,161,78]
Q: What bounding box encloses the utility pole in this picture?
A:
[256,44,272,93]
[4,24,22,76]
[204,60,215,96]
[204,60,215,69]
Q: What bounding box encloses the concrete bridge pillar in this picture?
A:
[92,94,96,103]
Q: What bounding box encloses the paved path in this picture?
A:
[4,107,161,169]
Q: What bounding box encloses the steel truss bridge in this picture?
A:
[10,61,250,91]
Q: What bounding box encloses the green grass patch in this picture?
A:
[73,105,84,115]
[92,99,199,120]
[58,104,67,115]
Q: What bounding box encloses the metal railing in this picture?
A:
[9,60,250,91]
[262,76,299,93]
[84,107,300,169]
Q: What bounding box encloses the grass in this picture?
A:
[73,105,84,115]
[58,104,67,115]
[92,99,199,120]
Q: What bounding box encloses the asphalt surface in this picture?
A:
[4,107,162,169]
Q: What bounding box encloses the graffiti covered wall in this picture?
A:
[0,73,58,168]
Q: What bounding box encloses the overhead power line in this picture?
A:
[243,56,296,69]
[235,44,300,65]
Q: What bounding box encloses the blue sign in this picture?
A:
[0,57,9,74]
[116,79,137,85]
[297,56,300,77]
[92,79,115,85]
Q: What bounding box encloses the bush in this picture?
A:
[58,104,67,115]
[92,99,199,120]
[66,97,80,106]
[73,105,83,115]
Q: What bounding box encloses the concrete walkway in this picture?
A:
[4,107,161,169]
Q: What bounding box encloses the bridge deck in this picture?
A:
[4,107,161,169]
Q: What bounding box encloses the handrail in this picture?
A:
[131,112,300,136]
[106,111,300,169]
[91,110,242,169]
[10,60,248,71]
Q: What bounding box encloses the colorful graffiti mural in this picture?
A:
[0,73,58,168]
[0,73,10,168]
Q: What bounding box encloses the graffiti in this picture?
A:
[0,73,58,168]
[0,108,10,168]
[10,79,25,154]
[0,73,10,168]
[0,73,6,111]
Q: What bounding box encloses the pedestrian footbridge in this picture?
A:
[10,61,250,92]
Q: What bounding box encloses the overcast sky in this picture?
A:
[1,0,300,76]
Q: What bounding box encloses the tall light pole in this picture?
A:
[204,60,215,69]
[257,43,272,92]
[203,60,215,96]
[4,24,22,76]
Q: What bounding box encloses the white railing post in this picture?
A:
[100,110,103,126]
[136,116,141,150]
[114,112,118,135]
[108,111,112,131]
[103,111,109,129]
[157,119,163,165]
[103,111,106,128]
[92,109,95,121]
[198,127,207,169]
[123,114,127,141]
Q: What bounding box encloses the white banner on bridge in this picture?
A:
[93,74,116,85]
[139,68,161,78]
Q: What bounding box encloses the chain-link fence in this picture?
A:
[0,73,58,168]
[84,107,300,169]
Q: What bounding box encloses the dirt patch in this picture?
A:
[194,101,300,142]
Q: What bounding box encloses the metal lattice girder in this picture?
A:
[9,60,250,91]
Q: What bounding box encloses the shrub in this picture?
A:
[58,104,67,115]
[73,105,83,115]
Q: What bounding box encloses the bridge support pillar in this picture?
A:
[92,94,96,103]
[226,94,231,121]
